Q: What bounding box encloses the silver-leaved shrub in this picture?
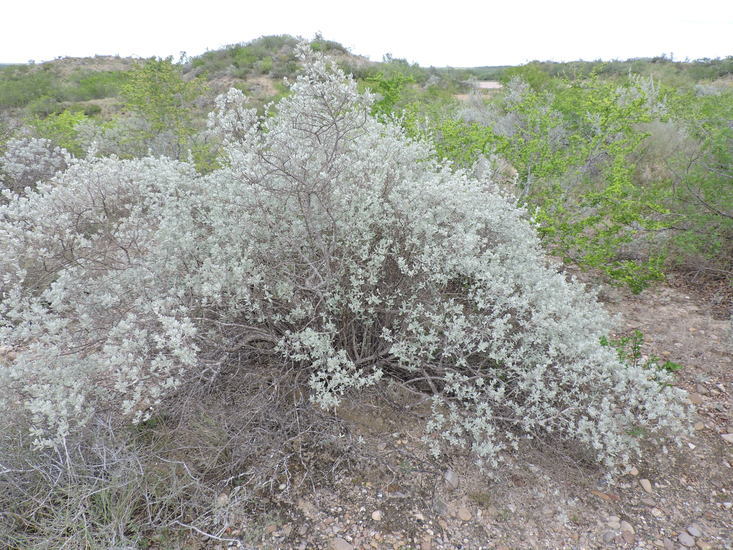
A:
[0,47,687,469]
[1,137,70,194]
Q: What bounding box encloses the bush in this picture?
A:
[0,48,687,475]
[0,66,59,109]
[63,70,129,101]
[0,137,70,194]
[26,109,89,156]
[120,57,206,160]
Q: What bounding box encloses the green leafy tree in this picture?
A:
[27,109,88,156]
[365,71,414,117]
[407,76,671,291]
[120,57,205,158]
[663,88,733,279]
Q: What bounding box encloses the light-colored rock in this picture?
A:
[721,433,733,444]
[620,521,635,534]
[696,541,712,550]
[607,515,621,529]
[651,507,664,518]
[457,506,472,521]
[432,498,449,516]
[444,469,459,490]
[663,537,675,550]
[688,393,704,405]
[678,531,696,547]
[622,530,635,544]
[629,466,639,476]
[371,510,382,521]
[686,525,702,537]
[330,537,353,550]
[640,478,653,493]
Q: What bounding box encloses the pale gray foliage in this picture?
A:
[0,47,687,470]
[0,137,70,194]
[76,117,185,159]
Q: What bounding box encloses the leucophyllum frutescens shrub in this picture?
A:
[1,137,70,194]
[0,46,687,470]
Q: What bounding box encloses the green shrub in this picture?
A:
[63,70,130,101]
[0,66,59,109]
[27,109,88,156]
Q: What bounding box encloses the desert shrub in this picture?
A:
[0,48,687,478]
[26,109,89,156]
[0,66,59,109]
[662,89,733,280]
[0,371,352,548]
[120,57,206,160]
[0,137,70,194]
[63,70,129,101]
[416,76,672,292]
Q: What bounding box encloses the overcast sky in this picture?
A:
[2,0,731,66]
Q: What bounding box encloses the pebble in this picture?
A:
[432,498,449,516]
[721,433,733,444]
[457,507,472,522]
[629,466,640,476]
[640,478,653,493]
[330,538,353,550]
[678,532,696,547]
[444,469,459,490]
[686,525,702,537]
[620,521,635,534]
[602,531,616,544]
[696,541,712,550]
[688,393,704,405]
[371,510,382,521]
[651,508,664,518]
[663,537,675,550]
[622,530,635,544]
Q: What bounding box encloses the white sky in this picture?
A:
[2,0,731,66]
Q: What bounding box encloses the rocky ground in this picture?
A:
[192,277,732,550]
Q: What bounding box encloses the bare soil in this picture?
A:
[191,279,732,550]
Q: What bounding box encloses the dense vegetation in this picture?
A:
[0,36,729,548]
